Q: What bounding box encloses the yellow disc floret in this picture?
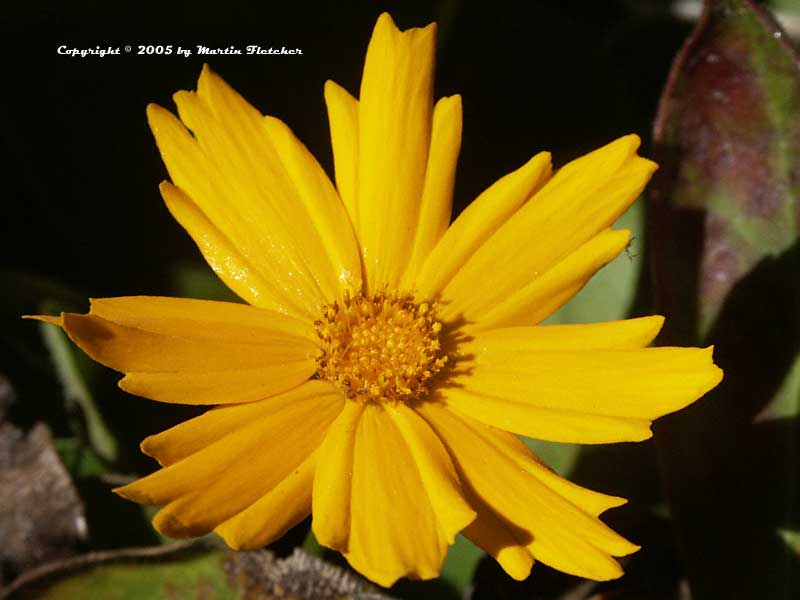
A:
[314,289,448,403]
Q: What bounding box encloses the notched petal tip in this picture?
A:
[117,376,133,395]
[631,155,660,180]
[373,10,437,43]
[613,227,632,244]
[631,425,654,442]
[685,346,725,393]
[197,63,224,95]
[623,132,641,145]
[172,89,196,110]
[139,435,168,467]
[534,150,553,166]
[613,133,642,156]
[434,94,462,118]
[145,102,165,119]
[145,103,178,136]
[218,532,245,551]
[323,79,354,100]
[434,94,464,126]
[157,179,176,197]
[703,346,725,386]
[616,132,658,167]
[215,525,258,551]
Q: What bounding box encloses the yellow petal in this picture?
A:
[455,344,722,419]
[195,67,361,297]
[441,388,653,444]
[312,400,364,551]
[57,297,318,404]
[456,414,626,578]
[120,364,316,405]
[441,318,666,441]
[440,345,723,443]
[23,314,63,326]
[484,430,627,517]
[461,498,534,581]
[116,381,343,537]
[386,403,476,541]
[440,229,630,330]
[60,314,308,373]
[459,316,665,354]
[343,403,452,587]
[324,80,359,219]
[457,427,626,580]
[436,136,656,328]
[148,103,312,319]
[400,95,463,288]
[418,404,636,581]
[262,114,362,292]
[87,296,316,341]
[355,13,436,289]
[215,451,316,550]
[140,381,327,466]
[149,64,361,319]
[172,83,337,307]
[159,182,283,312]
[415,152,552,298]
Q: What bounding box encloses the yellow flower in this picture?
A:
[31,13,722,587]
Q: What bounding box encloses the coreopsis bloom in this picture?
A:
[32,13,722,587]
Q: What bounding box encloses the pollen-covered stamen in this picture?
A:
[314,290,448,403]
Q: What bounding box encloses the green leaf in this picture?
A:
[654,0,800,335]
[652,1,800,597]
[39,317,119,463]
[439,534,483,596]
[53,437,108,479]
[11,546,239,600]
[300,529,326,558]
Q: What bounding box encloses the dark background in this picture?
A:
[0,0,687,296]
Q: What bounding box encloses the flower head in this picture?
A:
[31,13,722,587]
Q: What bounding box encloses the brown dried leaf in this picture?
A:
[0,419,86,585]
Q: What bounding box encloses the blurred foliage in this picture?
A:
[1,0,799,598]
[38,318,118,463]
[652,0,800,598]
[52,437,107,479]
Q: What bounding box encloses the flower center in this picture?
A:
[314,290,448,403]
